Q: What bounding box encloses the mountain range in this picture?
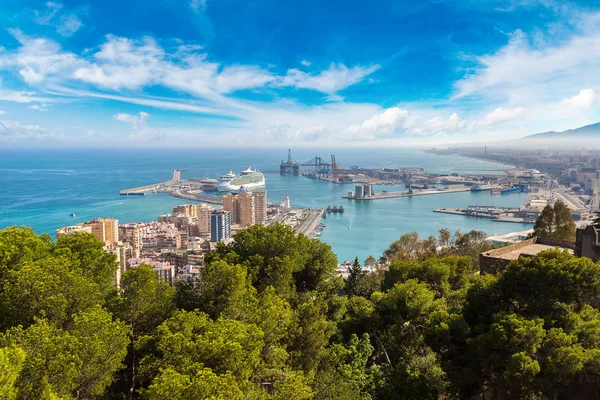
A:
[524,122,600,140]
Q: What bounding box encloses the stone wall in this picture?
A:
[576,225,600,262]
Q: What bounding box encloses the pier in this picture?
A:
[434,206,536,224]
[343,187,471,200]
[120,170,184,195]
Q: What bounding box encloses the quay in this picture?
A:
[434,205,536,224]
[343,186,471,200]
[296,209,325,237]
[120,170,183,195]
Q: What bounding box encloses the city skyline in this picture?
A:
[1,0,600,147]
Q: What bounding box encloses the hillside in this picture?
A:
[524,122,600,140]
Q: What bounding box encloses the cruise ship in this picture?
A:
[216,167,265,192]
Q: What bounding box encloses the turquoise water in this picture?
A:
[0,148,529,262]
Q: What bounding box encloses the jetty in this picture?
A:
[120,170,183,195]
[434,205,535,224]
[343,187,471,200]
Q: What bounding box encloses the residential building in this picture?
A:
[196,204,212,236]
[56,224,92,238]
[119,223,150,255]
[222,189,267,226]
[254,191,267,224]
[89,218,119,246]
[210,209,231,242]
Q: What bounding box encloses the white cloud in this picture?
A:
[28,103,49,111]
[57,14,83,37]
[343,107,411,140]
[0,110,5,115]
[300,60,311,67]
[411,113,467,136]
[340,107,466,140]
[558,88,596,110]
[215,65,275,93]
[33,2,63,25]
[454,15,600,104]
[0,119,60,141]
[114,111,164,141]
[2,29,81,85]
[278,63,380,96]
[476,107,526,127]
[74,36,164,90]
[33,2,84,37]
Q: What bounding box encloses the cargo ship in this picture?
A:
[216,167,265,192]
[501,187,522,195]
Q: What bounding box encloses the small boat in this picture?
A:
[348,225,352,229]
[70,212,76,217]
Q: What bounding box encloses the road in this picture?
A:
[296,209,324,237]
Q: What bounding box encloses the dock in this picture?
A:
[434,206,535,224]
[120,170,182,195]
[343,187,471,200]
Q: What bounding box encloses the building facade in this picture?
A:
[210,209,231,242]
[222,190,267,226]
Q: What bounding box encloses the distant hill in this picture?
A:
[524,122,600,140]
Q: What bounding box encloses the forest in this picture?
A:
[1,223,600,399]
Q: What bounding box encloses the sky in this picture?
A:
[0,0,600,147]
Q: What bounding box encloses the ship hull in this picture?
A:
[217,180,265,192]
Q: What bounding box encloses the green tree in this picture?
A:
[533,201,576,241]
[0,226,52,280]
[54,233,119,292]
[111,264,175,397]
[175,260,256,320]
[0,256,102,330]
[0,307,129,400]
[146,368,246,400]
[553,201,576,241]
[207,224,340,299]
[345,257,371,298]
[312,333,377,400]
[0,346,26,400]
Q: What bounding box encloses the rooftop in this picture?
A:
[487,243,574,261]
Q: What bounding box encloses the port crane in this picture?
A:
[301,157,331,175]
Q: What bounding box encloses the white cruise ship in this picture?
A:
[216,167,265,192]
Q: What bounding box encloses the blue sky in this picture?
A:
[0,0,599,147]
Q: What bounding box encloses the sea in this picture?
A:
[0,148,531,263]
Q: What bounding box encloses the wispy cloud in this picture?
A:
[32,2,84,37]
[0,119,62,141]
[114,111,164,141]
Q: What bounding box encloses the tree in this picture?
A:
[175,260,256,320]
[553,201,576,241]
[533,201,576,241]
[312,334,378,400]
[0,346,26,400]
[345,257,371,298]
[0,308,129,400]
[0,226,52,280]
[207,224,340,299]
[149,310,264,382]
[54,233,119,292]
[111,264,175,397]
[0,256,102,330]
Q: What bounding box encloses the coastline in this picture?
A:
[424,150,520,172]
